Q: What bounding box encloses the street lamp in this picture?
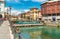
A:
[9,6,11,18]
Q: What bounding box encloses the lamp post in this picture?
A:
[9,6,11,18]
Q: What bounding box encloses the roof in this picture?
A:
[30,8,38,10]
[41,0,60,5]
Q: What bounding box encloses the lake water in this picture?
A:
[14,26,60,39]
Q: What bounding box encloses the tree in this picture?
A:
[48,0,51,1]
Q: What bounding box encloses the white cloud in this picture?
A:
[15,0,20,3]
[4,7,11,12]
[23,0,48,2]
[32,0,48,2]
[5,7,21,15]
[23,9,30,12]
[6,0,20,3]
[11,9,21,15]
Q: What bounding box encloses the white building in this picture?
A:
[0,0,5,18]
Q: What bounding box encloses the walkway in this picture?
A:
[0,20,14,39]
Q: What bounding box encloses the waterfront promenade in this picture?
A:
[0,20,14,39]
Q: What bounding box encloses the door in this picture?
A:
[52,17,56,22]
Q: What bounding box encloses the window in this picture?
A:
[47,3,50,6]
[48,7,50,11]
[58,5,60,11]
[57,13,60,16]
[58,5,60,8]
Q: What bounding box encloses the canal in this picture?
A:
[12,21,60,39]
[13,26,60,39]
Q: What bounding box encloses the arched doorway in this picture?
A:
[0,14,2,18]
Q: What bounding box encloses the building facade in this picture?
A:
[29,8,39,21]
[38,11,42,21]
[0,0,5,18]
[18,8,42,21]
[41,1,60,22]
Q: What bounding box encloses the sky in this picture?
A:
[5,0,48,15]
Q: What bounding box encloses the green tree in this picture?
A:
[48,0,51,1]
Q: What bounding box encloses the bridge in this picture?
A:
[12,23,43,27]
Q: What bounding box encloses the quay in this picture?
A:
[0,20,14,39]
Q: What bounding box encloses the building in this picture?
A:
[41,1,60,22]
[18,8,42,21]
[24,12,30,19]
[18,11,30,20]
[29,8,39,21]
[0,0,5,18]
[38,11,42,21]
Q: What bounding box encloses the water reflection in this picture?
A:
[14,27,60,39]
[42,27,60,39]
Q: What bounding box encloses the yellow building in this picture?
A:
[29,8,39,21]
[24,12,30,19]
[4,12,9,19]
[18,8,41,21]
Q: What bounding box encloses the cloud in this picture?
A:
[32,0,48,2]
[11,9,21,15]
[5,7,21,15]
[22,0,47,2]
[23,9,30,12]
[31,0,58,2]
[6,0,48,4]
[4,7,11,12]
[15,0,18,2]
[6,0,20,3]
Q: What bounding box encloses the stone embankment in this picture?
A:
[44,21,60,27]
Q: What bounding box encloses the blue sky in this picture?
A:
[5,0,48,15]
